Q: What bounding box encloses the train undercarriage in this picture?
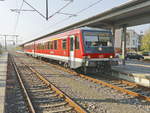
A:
[25,52,117,75]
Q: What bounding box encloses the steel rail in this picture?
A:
[10,55,36,113]
[42,60,150,102]
[15,53,150,102]
[13,55,87,113]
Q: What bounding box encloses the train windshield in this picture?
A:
[84,31,112,47]
[83,31,113,53]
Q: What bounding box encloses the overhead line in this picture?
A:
[33,0,104,37]
[48,1,73,19]
[76,0,103,14]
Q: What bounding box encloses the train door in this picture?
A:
[69,35,75,68]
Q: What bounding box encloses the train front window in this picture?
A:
[83,31,113,53]
[84,35,99,47]
[84,32,112,47]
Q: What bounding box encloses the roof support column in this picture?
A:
[112,26,116,48]
[122,25,127,65]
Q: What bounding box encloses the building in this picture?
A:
[115,29,140,53]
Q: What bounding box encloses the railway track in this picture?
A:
[5,56,29,113]
[10,54,87,113]
[50,61,150,102]
[15,52,150,103]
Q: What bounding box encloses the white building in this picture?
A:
[115,29,140,52]
[127,30,140,50]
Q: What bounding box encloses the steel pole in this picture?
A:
[112,26,115,47]
[122,25,127,65]
[46,0,48,20]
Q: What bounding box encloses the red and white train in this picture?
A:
[23,27,117,73]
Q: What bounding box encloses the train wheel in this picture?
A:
[64,63,69,68]
[81,66,87,74]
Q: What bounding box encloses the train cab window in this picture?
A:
[75,37,80,49]
[62,39,66,50]
[54,40,57,50]
[84,32,112,47]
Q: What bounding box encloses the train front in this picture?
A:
[81,29,117,73]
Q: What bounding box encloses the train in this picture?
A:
[23,27,117,73]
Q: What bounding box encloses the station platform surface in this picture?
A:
[0,52,8,113]
[112,60,150,87]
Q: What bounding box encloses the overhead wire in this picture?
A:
[48,0,73,19]
[22,0,73,20]
[76,0,103,14]
[34,0,104,37]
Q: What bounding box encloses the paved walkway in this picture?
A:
[113,60,150,78]
[112,60,150,87]
[0,52,8,113]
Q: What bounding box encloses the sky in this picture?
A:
[0,0,150,46]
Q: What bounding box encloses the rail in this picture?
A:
[11,54,87,113]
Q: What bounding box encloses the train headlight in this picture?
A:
[83,56,90,59]
[99,47,102,51]
[87,55,91,59]
[110,55,113,58]
[99,55,104,58]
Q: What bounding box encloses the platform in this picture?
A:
[0,52,8,113]
[112,60,150,87]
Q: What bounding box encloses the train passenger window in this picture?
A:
[41,44,44,49]
[70,38,74,51]
[54,40,57,50]
[47,42,50,49]
[62,39,66,50]
[49,41,53,49]
[45,42,48,49]
[39,44,44,49]
[38,44,40,49]
[75,37,80,49]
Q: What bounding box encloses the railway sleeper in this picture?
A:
[41,106,74,113]
[28,88,52,93]
[30,91,56,96]
[32,98,64,103]
[29,85,48,89]
[39,101,68,108]
[32,93,58,99]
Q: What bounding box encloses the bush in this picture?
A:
[141,30,150,51]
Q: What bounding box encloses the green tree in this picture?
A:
[141,30,150,51]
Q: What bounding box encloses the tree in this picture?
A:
[141,30,150,51]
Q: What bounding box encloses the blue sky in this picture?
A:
[0,0,150,45]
